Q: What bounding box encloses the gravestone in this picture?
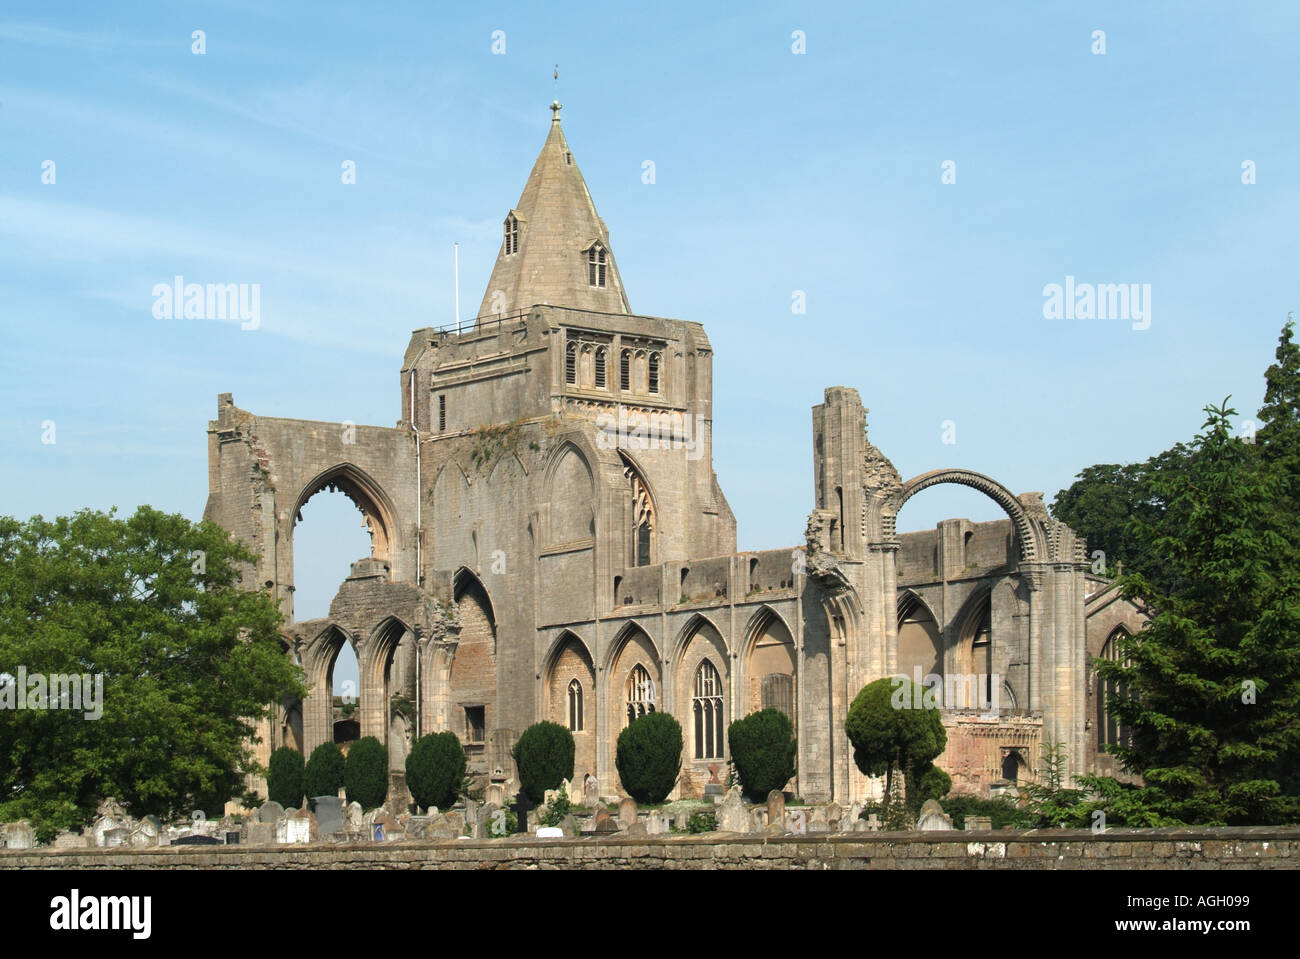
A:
[784,808,808,835]
[511,792,535,834]
[716,788,749,832]
[623,822,647,837]
[564,777,583,805]
[347,801,364,832]
[916,800,953,831]
[583,775,599,808]
[617,797,638,829]
[674,809,692,832]
[593,808,619,834]
[865,813,882,832]
[535,826,564,839]
[824,802,844,831]
[543,787,563,806]
[258,801,284,824]
[52,831,89,848]
[484,783,507,808]
[3,821,35,850]
[444,810,466,837]
[482,803,503,838]
[315,797,345,838]
[645,809,669,836]
[766,790,785,826]
[845,802,863,833]
[560,814,580,837]
[245,821,276,845]
[749,807,767,832]
[405,816,434,839]
[101,827,128,848]
[173,834,221,846]
[965,816,993,831]
[277,814,311,844]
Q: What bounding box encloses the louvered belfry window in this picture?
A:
[587,245,607,287]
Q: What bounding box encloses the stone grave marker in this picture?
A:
[716,788,749,832]
[645,809,669,835]
[314,797,345,838]
[583,775,599,808]
[617,797,638,829]
[785,808,808,835]
[916,799,953,831]
[258,801,284,823]
[3,821,35,850]
[766,790,785,826]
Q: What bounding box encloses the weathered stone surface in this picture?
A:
[617,797,637,830]
[3,821,35,850]
[917,800,953,832]
[315,797,345,837]
[716,789,749,833]
[347,802,364,831]
[258,801,284,824]
[766,790,785,825]
[583,776,599,808]
[645,809,669,836]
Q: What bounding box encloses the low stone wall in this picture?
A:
[4,827,1297,870]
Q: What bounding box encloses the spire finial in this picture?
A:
[550,99,562,122]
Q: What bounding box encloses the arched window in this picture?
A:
[626,664,656,723]
[504,214,519,255]
[693,660,724,759]
[587,244,607,287]
[1098,629,1131,751]
[622,455,654,567]
[565,341,576,385]
[567,679,584,732]
[594,346,607,389]
[971,602,992,706]
[648,352,661,393]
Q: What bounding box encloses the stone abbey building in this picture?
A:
[204,102,1145,805]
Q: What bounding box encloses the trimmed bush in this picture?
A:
[728,708,797,801]
[406,731,467,810]
[511,721,575,804]
[266,747,305,809]
[615,712,682,804]
[304,741,346,801]
[910,761,952,810]
[344,736,388,810]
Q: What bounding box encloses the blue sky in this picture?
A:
[2,3,1297,694]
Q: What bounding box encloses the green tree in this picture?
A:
[844,676,947,807]
[266,747,305,809]
[727,708,797,801]
[405,731,466,810]
[344,736,388,810]
[0,507,304,841]
[511,721,575,804]
[1100,400,1300,825]
[615,712,682,804]
[1256,313,1300,559]
[303,741,346,802]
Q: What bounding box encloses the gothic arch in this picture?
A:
[740,605,795,661]
[292,462,400,563]
[603,620,662,674]
[670,612,727,665]
[545,440,595,545]
[896,588,940,629]
[453,567,497,632]
[893,469,1042,562]
[741,605,797,718]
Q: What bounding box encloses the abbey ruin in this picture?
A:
[203,102,1146,806]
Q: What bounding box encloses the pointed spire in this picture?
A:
[477,104,631,321]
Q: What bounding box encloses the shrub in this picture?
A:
[303,741,346,802]
[845,676,946,799]
[728,708,797,801]
[405,732,466,811]
[909,761,952,810]
[344,736,388,810]
[686,809,716,833]
[511,721,575,804]
[615,712,682,804]
[538,792,572,828]
[939,795,1031,830]
[488,809,518,837]
[266,747,304,809]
